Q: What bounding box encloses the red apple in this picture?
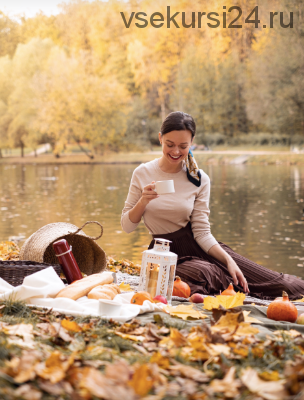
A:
[296,313,304,325]
[153,295,168,304]
[190,293,205,303]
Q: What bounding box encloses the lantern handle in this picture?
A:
[154,238,172,243]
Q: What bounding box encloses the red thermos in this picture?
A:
[53,239,83,284]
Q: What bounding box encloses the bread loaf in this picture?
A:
[88,284,121,300]
[55,272,113,300]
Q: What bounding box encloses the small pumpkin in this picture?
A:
[131,291,153,305]
[172,276,191,298]
[267,291,298,323]
[221,283,236,296]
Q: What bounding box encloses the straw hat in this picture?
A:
[20,221,106,276]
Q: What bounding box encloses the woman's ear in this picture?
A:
[158,132,162,144]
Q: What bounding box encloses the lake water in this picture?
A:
[0,162,303,276]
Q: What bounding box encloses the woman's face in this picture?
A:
[159,130,193,165]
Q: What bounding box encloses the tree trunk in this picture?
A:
[0,149,2,158]
[21,142,24,158]
[75,138,94,159]
[161,100,166,122]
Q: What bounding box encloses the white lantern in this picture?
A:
[139,238,177,304]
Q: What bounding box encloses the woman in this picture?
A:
[121,111,304,300]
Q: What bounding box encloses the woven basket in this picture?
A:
[20,221,107,276]
[0,261,62,287]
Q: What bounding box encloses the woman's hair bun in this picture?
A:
[160,111,196,139]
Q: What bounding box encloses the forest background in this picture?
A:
[0,0,303,158]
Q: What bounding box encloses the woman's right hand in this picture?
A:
[140,181,159,206]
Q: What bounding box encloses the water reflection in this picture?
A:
[0,163,303,276]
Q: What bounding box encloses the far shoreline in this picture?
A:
[0,150,303,166]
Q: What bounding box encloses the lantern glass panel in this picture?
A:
[166,264,176,303]
[146,262,160,298]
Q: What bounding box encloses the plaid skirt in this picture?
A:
[149,222,304,300]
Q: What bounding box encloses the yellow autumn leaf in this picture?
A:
[128,364,155,396]
[293,297,304,302]
[115,331,145,342]
[36,351,75,384]
[119,282,132,292]
[207,343,231,357]
[243,311,264,324]
[203,292,246,310]
[169,328,188,346]
[61,320,82,333]
[164,304,208,321]
[213,312,242,329]
[236,324,259,336]
[211,312,259,336]
[150,352,170,369]
[258,370,280,381]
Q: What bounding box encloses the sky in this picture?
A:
[0,0,90,18]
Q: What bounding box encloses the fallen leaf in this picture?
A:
[243,311,264,324]
[4,324,36,348]
[150,352,170,369]
[164,304,208,320]
[128,364,156,396]
[104,360,132,384]
[293,297,304,302]
[5,350,42,383]
[258,370,281,381]
[207,343,231,357]
[80,367,137,400]
[14,384,41,400]
[204,293,246,310]
[169,328,188,347]
[119,282,132,291]
[51,322,74,342]
[232,346,249,357]
[0,241,20,261]
[115,331,145,342]
[212,312,244,329]
[209,367,241,398]
[241,367,288,400]
[61,319,82,332]
[169,363,209,383]
[38,380,73,396]
[35,351,75,383]
[211,312,259,336]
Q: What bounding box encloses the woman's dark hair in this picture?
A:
[160,111,196,139]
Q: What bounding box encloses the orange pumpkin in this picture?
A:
[131,291,153,305]
[172,276,191,298]
[221,283,236,296]
[267,291,298,323]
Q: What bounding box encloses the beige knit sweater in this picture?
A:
[121,158,218,253]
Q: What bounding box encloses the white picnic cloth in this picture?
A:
[0,267,165,322]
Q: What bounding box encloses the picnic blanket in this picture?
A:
[0,267,165,323]
[1,267,304,337]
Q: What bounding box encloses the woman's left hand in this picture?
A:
[227,257,249,293]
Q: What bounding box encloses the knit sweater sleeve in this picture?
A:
[121,167,142,233]
[190,173,218,253]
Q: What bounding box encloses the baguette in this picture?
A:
[55,272,113,300]
[102,284,121,294]
[88,284,120,300]
[89,292,112,300]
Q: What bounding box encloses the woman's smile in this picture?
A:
[168,153,182,162]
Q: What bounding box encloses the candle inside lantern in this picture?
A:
[147,263,159,298]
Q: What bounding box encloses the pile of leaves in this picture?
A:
[0,300,303,400]
[0,241,20,261]
[107,257,141,276]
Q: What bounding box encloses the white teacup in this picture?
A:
[154,180,175,195]
[98,299,122,317]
